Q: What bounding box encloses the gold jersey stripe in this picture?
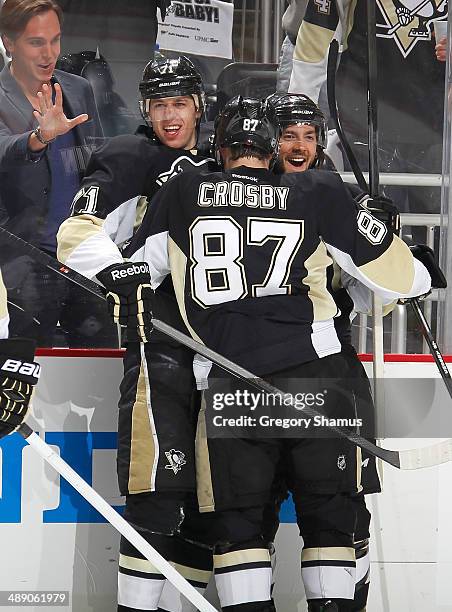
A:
[302,242,337,321]
[169,237,204,344]
[57,214,103,264]
[173,562,212,584]
[294,21,335,63]
[196,395,216,513]
[119,553,162,574]
[213,548,270,569]
[359,237,414,294]
[128,352,157,493]
[134,196,149,233]
[302,546,355,563]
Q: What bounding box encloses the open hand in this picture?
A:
[32,82,88,142]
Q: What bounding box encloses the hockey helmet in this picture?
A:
[57,51,112,82]
[56,50,115,105]
[267,93,327,149]
[214,95,279,159]
[139,55,205,125]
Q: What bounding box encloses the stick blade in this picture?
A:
[398,439,452,470]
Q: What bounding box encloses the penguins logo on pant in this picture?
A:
[164,449,187,474]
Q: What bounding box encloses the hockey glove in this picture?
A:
[410,244,446,290]
[398,245,445,304]
[97,262,154,342]
[360,195,400,235]
[0,338,40,438]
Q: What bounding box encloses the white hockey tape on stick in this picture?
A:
[18,425,218,612]
[398,439,452,470]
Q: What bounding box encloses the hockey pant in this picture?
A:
[117,335,213,611]
[196,354,362,610]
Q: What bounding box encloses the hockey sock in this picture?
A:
[353,538,370,611]
[158,535,213,612]
[213,540,273,610]
[296,493,357,601]
[301,539,356,601]
[117,533,173,611]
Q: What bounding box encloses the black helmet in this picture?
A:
[214,95,279,158]
[56,50,112,82]
[139,55,205,124]
[56,50,94,75]
[267,93,327,149]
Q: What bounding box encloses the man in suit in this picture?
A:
[0,0,112,347]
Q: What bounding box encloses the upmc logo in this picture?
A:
[0,432,124,523]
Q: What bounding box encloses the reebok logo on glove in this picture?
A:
[98,261,154,342]
[110,263,150,281]
[2,359,41,378]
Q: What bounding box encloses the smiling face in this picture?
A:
[278,123,318,173]
[148,95,200,150]
[3,9,61,90]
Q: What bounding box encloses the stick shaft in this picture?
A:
[18,425,217,612]
[410,298,452,396]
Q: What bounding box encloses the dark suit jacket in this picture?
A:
[0,66,103,247]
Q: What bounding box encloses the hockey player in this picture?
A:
[117,96,431,611]
[57,56,217,612]
[0,269,40,440]
[287,0,446,220]
[267,92,385,611]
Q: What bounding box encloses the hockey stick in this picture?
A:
[15,424,217,612]
[326,39,368,193]
[326,8,452,394]
[2,227,451,469]
[409,298,452,398]
[366,0,386,408]
[327,26,385,404]
[366,1,452,400]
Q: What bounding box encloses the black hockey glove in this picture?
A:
[410,244,446,290]
[0,338,40,438]
[97,262,154,342]
[398,245,445,304]
[360,195,400,235]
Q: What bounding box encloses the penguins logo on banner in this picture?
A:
[377,0,447,58]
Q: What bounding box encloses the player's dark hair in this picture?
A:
[228,143,270,162]
[0,0,63,46]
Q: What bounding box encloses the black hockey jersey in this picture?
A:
[127,165,430,375]
[290,0,446,167]
[57,133,215,278]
